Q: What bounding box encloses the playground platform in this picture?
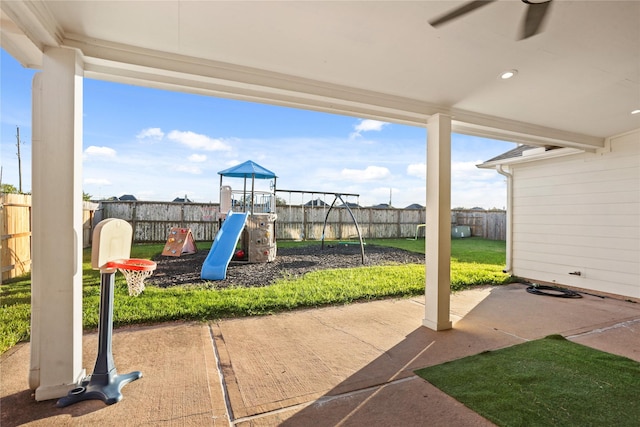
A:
[2,283,639,426]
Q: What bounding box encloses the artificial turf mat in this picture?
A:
[415,335,640,426]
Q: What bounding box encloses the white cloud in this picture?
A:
[84,146,117,159]
[340,165,390,182]
[452,160,496,182]
[167,130,231,151]
[350,119,389,139]
[406,163,426,177]
[173,164,202,175]
[136,127,164,141]
[355,119,388,132]
[449,161,506,209]
[84,178,112,185]
[188,154,207,162]
[135,190,158,200]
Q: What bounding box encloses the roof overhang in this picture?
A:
[72,37,604,151]
[3,1,639,151]
[477,146,584,169]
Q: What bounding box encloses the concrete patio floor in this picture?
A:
[2,283,639,426]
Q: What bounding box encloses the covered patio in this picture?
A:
[1,0,638,403]
[2,283,639,425]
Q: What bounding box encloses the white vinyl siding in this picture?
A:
[511,130,640,298]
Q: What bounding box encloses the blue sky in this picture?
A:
[1,49,513,208]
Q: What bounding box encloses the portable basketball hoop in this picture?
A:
[105,258,157,296]
[58,219,155,408]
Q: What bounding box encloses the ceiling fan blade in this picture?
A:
[429,0,497,27]
[520,0,552,40]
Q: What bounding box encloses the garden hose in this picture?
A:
[526,284,582,298]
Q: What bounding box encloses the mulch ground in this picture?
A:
[150,243,424,288]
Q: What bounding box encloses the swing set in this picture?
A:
[276,189,365,264]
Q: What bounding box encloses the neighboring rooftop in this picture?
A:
[173,197,192,203]
[404,203,424,210]
[304,198,329,207]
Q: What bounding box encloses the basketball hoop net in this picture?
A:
[105,259,157,297]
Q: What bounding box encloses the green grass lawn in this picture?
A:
[416,335,640,426]
[0,237,512,354]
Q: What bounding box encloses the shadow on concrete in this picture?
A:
[0,382,106,426]
[233,284,639,426]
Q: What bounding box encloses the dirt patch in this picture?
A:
[150,244,424,288]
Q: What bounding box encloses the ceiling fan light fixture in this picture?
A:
[500,70,518,80]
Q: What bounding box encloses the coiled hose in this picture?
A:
[526,284,582,298]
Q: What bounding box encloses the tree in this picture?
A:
[1,183,18,194]
[83,192,93,201]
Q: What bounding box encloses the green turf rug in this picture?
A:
[415,335,640,426]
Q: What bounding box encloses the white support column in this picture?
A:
[30,47,85,401]
[423,113,453,331]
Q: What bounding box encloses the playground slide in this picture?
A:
[200,211,249,280]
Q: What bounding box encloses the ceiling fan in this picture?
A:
[429,0,553,40]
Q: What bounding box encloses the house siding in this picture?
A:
[511,129,640,298]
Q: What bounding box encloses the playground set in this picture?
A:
[200,160,278,280]
[197,160,367,281]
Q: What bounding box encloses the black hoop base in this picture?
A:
[57,270,142,408]
[56,370,142,407]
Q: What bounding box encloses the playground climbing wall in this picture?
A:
[245,213,277,262]
[161,227,197,257]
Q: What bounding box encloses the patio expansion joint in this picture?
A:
[229,376,418,426]
[489,326,530,343]
[208,322,235,425]
[408,297,425,307]
[565,318,640,340]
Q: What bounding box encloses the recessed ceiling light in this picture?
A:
[632,109,640,115]
[499,69,518,80]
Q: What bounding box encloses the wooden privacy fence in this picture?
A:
[98,200,506,243]
[1,194,31,282]
[0,194,98,283]
[1,198,505,282]
[452,209,507,240]
[94,201,219,243]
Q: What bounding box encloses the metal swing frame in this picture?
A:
[277,189,365,264]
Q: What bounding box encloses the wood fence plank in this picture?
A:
[1,195,99,282]
[100,201,505,243]
[1,197,504,283]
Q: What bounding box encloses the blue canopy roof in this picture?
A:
[218,160,276,179]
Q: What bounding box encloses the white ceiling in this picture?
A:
[2,0,639,149]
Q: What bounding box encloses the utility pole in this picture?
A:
[16,126,23,193]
